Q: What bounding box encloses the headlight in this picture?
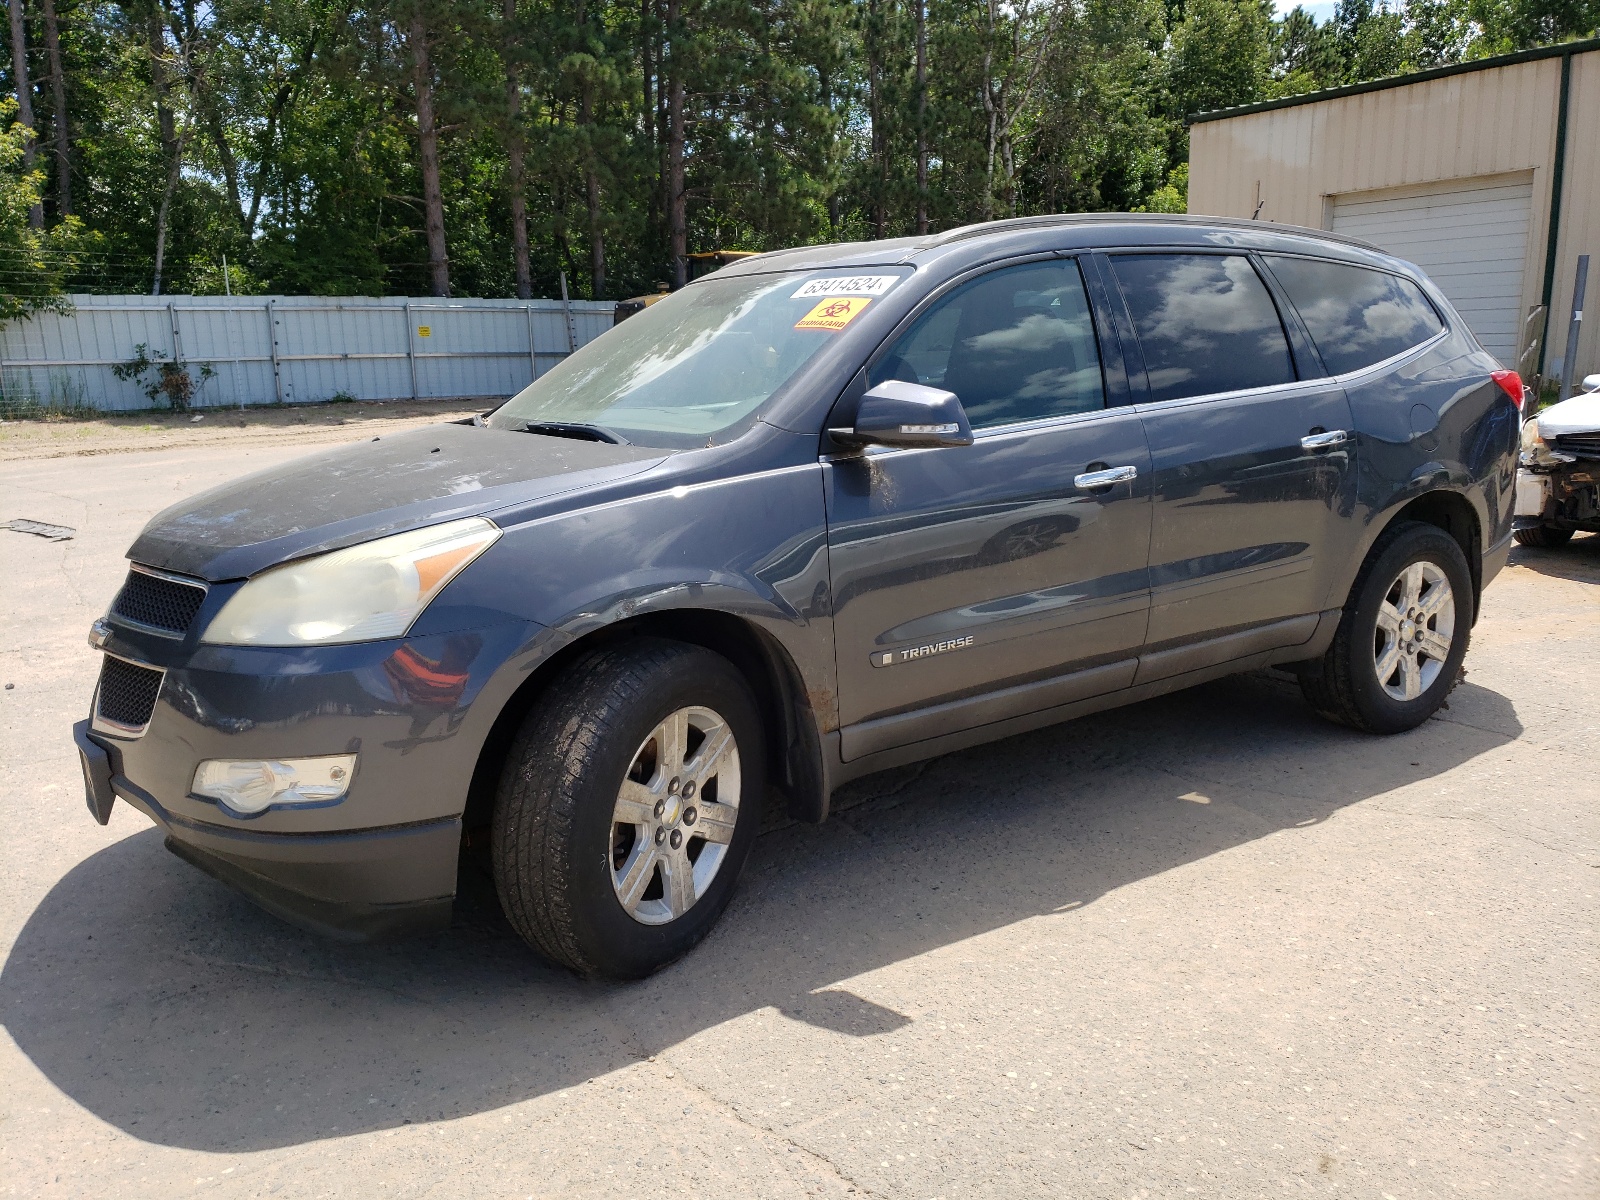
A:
[1520,418,1547,453]
[201,517,500,646]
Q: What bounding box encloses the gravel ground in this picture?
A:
[1,425,1596,1199]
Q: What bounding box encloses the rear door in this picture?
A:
[1102,250,1357,679]
[825,256,1153,760]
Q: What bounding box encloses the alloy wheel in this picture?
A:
[1372,560,1455,702]
[609,705,741,926]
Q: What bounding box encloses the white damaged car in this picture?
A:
[1515,374,1600,547]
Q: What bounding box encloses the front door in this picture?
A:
[1102,251,1357,675]
[825,257,1153,761]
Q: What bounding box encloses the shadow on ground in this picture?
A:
[3,672,1520,1152]
[1507,530,1600,583]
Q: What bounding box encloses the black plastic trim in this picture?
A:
[164,837,453,942]
[107,775,461,941]
[73,721,116,825]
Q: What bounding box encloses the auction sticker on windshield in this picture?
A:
[795,297,872,332]
[791,275,899,299]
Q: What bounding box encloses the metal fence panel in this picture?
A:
[0,294,616,412]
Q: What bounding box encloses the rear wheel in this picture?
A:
[491,638,765,979]
[1300,521,1472,734]
[1513,524,1574,548]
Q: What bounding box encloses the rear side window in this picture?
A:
[1110,254,1296,404]
[869,258,1105,428]
[1262,255,1443,375]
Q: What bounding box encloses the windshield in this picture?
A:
[487,268,908,447]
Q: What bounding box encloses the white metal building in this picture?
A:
[1188,38,1599,392]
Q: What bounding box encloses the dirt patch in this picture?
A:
[0,398,496,462]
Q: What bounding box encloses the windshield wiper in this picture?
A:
[518,420,629,445]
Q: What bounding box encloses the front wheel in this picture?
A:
[1513,524,1574,548]
[1300,521,1472,734]
[491,638,765,979]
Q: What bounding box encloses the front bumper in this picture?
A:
[1515,459,1600,532]
[76,614,560,940]
[88,619,544,832]
[75,719,459,939]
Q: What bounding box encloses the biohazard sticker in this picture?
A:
[795,296,872,332]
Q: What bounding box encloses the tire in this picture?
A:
[1300,521,1473,735]
[491,638,766,979]
[1513,524,1574,548]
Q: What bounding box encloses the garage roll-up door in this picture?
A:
[1330,175,1532,366]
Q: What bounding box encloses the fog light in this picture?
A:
[192,755,356,816]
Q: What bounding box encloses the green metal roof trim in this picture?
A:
[1187,35,1600,126]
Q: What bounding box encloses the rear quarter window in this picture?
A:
[1262,255,1443,376]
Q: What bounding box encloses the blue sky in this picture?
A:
[1274,0,1340,20]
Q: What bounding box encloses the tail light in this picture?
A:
[1490,369,1525,411]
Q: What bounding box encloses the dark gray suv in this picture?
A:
[74,215,1523,978]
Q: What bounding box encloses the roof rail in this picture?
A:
[929,211,1381,252]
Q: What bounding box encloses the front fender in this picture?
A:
[439,463,830,632]
[422,460,839,775]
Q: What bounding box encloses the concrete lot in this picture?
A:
[1,423,1596,1199]
[0,398,490,463]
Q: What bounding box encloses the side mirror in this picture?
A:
[1581,374,1600,395]
[830,380,975,450]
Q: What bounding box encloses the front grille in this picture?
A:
[1555,432,1600,458]
[111,568,206,635]
[95,656,165,731]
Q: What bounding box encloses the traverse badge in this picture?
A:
[871,635,976,667]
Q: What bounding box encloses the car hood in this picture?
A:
[1538,391,1600,438]
[128,423,668,581]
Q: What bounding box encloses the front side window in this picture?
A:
[1110,253,1296,404]
[488,268,908,447]
[1262,255,1443,375]
[868,259,1105,429]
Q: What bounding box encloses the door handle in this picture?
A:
[1073,464,1138,491]
[1301,429,1350,450]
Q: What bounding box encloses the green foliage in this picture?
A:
[111,342,216,410]
[0,100,87,323]
[3,0,1592,300]
[1134,162,1188,213]
[1470,0,1600,51]
[1270,5,1347,95]
[1169,0,1272,117]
